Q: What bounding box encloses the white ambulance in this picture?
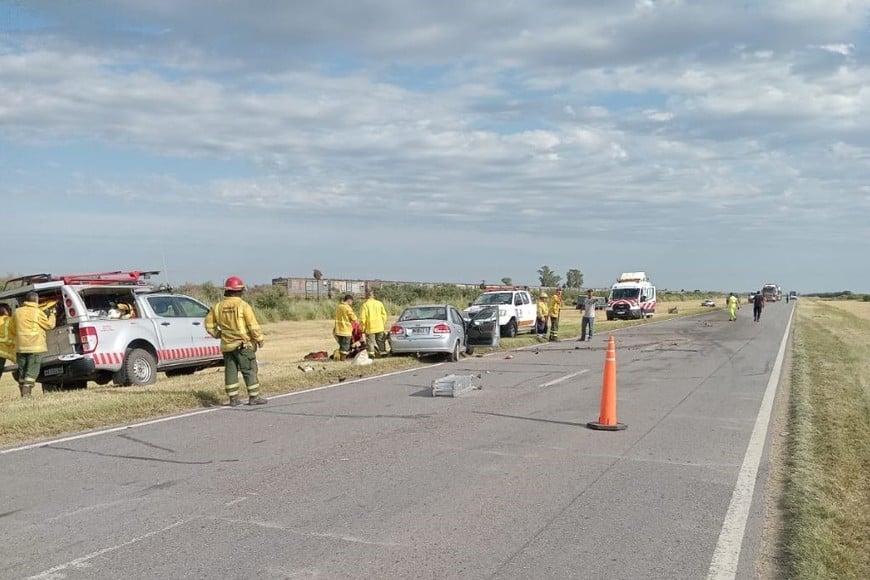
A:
[605,272,657,320]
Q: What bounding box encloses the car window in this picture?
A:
[176,296,210,318]
[148,296,180,317]
[472,292,512,306]
[514,294,523,306]
[399,307,447,321]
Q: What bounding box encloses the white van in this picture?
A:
[605,272,656,320]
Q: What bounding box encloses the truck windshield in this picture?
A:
[609,288,640,300]
[472,293,512,306]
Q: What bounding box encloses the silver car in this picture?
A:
[389,304,468,361]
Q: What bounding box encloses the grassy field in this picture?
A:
[784,300,870,579]
[0,298,723,447]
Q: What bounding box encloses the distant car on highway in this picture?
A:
[389,304,469,361]
[701,299,716,307]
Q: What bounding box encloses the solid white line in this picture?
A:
[1,364,442,455]
[0,408,219,455]
[27,519,188,580]
[706,307,795,579]
[537,369,589,388]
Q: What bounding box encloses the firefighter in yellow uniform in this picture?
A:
[727,292,740,322]
[535,292,549,339]
[333,294,358,360]
[205,276,267,406]
[0,304,15,383]
[548,289,563,342]
[9,291,57,397]
[359,289,388,357]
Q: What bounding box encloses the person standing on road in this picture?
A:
[0,304,15,382]
[205,276,267,407]
[753,289,765,322]
[548,288,563,342]
[334,294,358,360]
[535,292,549,340]
[9,292,56,398]
[727,292,740,322]
[580,289,597,342]
[359,289,388,358]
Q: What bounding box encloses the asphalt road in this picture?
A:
[0,303,794,580]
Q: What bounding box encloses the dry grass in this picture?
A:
[784,299,870,579]
[0,299,716,447]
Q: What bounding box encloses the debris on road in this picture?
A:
[431,374,478,397]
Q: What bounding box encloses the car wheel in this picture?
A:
[118,348,157,386]
[606,313,614,321]
[449,340,461,362]
[502,319,518,338]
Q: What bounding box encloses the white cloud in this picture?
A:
[1,0,870,291]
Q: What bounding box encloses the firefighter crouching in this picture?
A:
[205,276,267,406]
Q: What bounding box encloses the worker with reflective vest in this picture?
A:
[205,276,267,406]
[359,289,388,357]
[727,292,740,322]
[333,294,358,360]
[9,291,57,398]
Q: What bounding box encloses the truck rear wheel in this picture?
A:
[118,348,157,386]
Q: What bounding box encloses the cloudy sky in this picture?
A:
[2,1,869,293]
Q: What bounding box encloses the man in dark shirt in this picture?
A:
[753,290,765,322]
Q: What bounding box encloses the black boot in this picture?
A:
[228,395,241,407]
[19,384,33,398]
[248,396,267,405]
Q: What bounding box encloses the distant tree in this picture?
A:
[501,277,512,286]
[537,266,561,287]
[565,269,584,289]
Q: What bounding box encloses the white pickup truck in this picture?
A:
[0,271,223,390]
[463,287,536,337]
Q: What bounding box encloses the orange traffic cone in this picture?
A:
[587,336,627,431]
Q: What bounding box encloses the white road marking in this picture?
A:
[1,365,441,455]
[45,497,144,522]
[224,497,248,507]
[216,518,405,547]
[27,519,189,580]
[537,369,589,388]
[706,307,794,579]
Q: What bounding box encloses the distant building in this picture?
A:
[271,276,481,299]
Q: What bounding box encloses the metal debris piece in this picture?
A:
[431,374,476,397]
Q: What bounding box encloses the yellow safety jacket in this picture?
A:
[549,294,563,318]
[205,296,265,352]
[359,298,388,334]
[334,302,357,337]
[10,301,56,354]
[0,314,15,361]
[537,299,549,319]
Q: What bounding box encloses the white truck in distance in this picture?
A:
[463,287,536,337]
[0,270,223,391]
[606,272,657,320]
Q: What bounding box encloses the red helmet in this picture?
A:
[224,276,246,291]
